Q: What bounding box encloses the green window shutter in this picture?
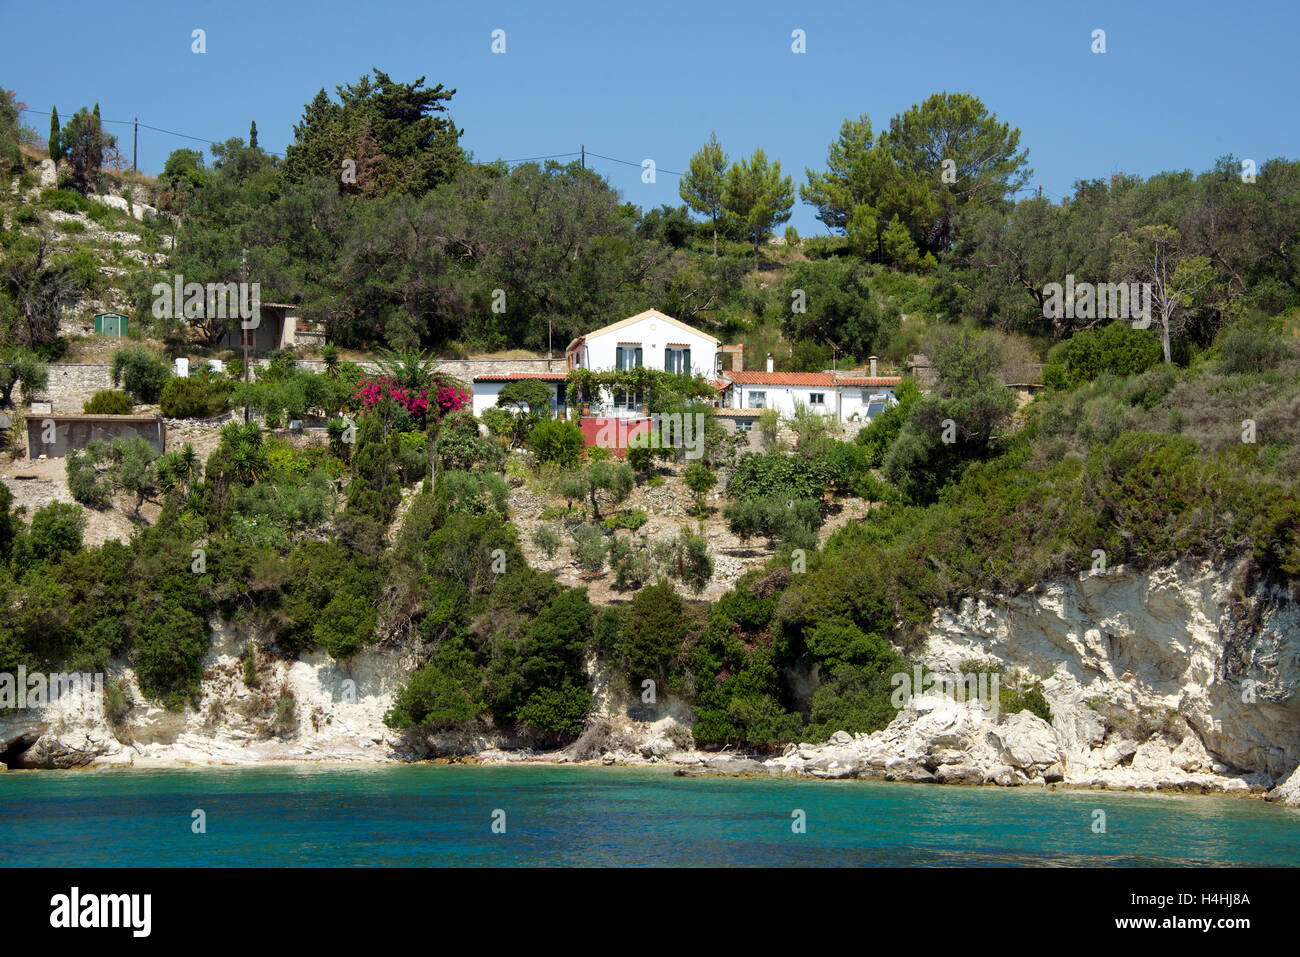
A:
[634,347,643,368]
[616,347,625,371]
[664,349,673,372]
[683,348,690,375]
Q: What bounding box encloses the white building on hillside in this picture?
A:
[470,372,568,417]
[564,309,719,414]
[468,311,904,428]
[717,354,901,424]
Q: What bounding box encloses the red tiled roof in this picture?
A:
[721,371,902,388]
[834,376,903,387]
[723,371,837,386]
[472,373,568,383]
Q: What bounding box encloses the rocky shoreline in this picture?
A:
[4,560,1299,810]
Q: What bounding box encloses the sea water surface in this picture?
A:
[1,764,1297,866]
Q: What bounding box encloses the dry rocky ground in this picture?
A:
[505,454,874,604]
[3,420,871,606]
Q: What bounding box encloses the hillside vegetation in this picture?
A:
[0,75,1297,751]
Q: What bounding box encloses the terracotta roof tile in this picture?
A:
[472,373,568,383]
[722,371,837,386]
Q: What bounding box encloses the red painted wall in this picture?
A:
[579,417,652,457]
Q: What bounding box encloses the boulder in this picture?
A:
[1267,764,1300,807]
[1131,737,1174,773]
[986,711,1062,770]
[989,765,1026,787]
[935,763,984,785]
[704,756,769,776]
[828,730,853,745]
[1094,737,1139,770]
[1171,735,1211,772]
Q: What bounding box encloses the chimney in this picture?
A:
[869,355,878,377]
[766,353,774,373]
[723,344,744,373]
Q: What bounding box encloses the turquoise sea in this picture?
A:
[1,764,1297,866]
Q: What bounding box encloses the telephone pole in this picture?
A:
[580,144,584,170]
[133,118,138,173]
[241,248,250,424]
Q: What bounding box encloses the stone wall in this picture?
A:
[32,357,568,414]
[36,364,115,413]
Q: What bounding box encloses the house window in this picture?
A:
[748,391,766,410]
[664,346,691,375]
[615,388,644,410]
[809,393,825,405]
[735,419,753,433]
[616,344,643,370]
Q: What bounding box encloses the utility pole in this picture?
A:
[241,247,250,424]
[580,144,584,170]
[133,118,138,173]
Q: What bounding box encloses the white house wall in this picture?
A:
[471,381,508,417]
[579,315,718,378]
[730,384,897,424]
[472,381,564,417]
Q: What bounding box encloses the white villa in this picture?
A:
[565,309,720,380]
[469,309,901,425]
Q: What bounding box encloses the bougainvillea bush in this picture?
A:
[352,376,469,423]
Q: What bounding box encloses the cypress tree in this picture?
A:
[249,121,258,149]
[48,106,60,161]
[90,103,104,172]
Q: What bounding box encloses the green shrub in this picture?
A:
[1042,322,1163,390]
[531,524,562,559]
[41,189,90,214]
[1215,322,1290,374]
[159,376,234,418]
[607,535,653,590]
[855,377,920,466]
[726,452,827,502]
[110,346,172,402]
[724,496,822,548]
[66,448,111,507]
[603,508,647,531]
[999,681,1053,723]
[572,522,608,574]
[82,390,134,415]
[683,462,717,515]
[514,685,592,737]
[529,417,585,468]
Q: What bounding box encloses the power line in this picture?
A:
[18,106,285,156]
[498,151,580,165]
[584,150,684,177]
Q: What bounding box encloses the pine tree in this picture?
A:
[249,120,258,149]
[679,132,728,257]
[48,106,60,161]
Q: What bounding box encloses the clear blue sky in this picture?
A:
[4,0,1297,234]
